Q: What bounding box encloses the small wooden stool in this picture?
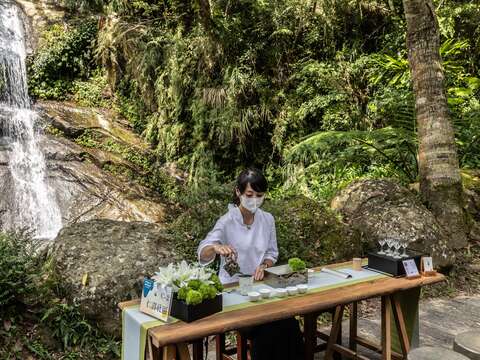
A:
[454,331,480,360]
[409,346,470,360]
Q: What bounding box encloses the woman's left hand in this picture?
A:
[254,264,267,281]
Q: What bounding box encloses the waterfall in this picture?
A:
[0,1,62,239]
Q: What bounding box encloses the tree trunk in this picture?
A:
[196,0,212,31]
[403,0,467,255]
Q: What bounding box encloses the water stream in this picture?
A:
[0,0,62,239]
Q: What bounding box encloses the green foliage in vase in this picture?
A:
[185,289,203,306]
[198,283,218,300]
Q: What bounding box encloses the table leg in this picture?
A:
[382,296,392,360]
[325,305,345,360]
[216,334,226,360]
[192,339,203,360]
[236,331,248,360]
[349,302,358,352]
[147,335,161,360]
[391,295,410,358]
[162,345,176,360]
[177,342,191,360]
[333,308,342,360]
[303,313,317,360]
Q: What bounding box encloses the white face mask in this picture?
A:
[240,195,264,214]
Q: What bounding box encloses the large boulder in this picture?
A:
[331,179,451,266]
[52,219,176,337]
[264,196,361,265]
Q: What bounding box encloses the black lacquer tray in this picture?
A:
[367,251,422,277]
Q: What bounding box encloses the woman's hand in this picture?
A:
[213,244,237,258]
[254,264,267,281]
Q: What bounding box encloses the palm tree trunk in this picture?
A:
[403,0,467,253]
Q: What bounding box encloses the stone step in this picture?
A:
[409,346,470,360]
[454,331,480,360]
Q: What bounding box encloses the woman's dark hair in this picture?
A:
[233,168,268,205]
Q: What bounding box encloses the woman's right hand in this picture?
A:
[213,244,237,258]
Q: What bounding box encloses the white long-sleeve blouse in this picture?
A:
[197,204,279,284]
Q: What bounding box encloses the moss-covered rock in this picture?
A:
[168,194,359,267]
[52,219,176,337]
[263,196,360,266]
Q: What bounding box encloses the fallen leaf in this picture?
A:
[14,339,22,352]
[3,319,11,331]
[82,273,89,286]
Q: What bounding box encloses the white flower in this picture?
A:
[153,261,215,290]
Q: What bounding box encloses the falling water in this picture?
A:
[0,1,62,239]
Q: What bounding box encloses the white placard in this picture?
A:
[422,256,434,272]
[140,278,173,321]
[402,259,420,278]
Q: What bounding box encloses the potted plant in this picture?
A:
[264,257,308,288]
[153,261,223,322]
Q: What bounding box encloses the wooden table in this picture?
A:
[119,270,444,360]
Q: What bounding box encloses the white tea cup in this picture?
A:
[297,284,308,294]
[259,288,271,299]
[248,291,261,302]
[286,286,298,296]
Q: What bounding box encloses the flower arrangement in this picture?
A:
[153,261,223,306]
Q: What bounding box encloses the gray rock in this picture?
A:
[454,331,480,360]
[52,219,177,337]
[409,347,470,360]
[331,179,451,266]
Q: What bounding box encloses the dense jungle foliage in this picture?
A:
[1,1,476,358]
[27,0,480,202]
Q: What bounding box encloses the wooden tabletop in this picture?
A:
[120,271,444,348]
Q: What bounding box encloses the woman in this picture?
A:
[198,168,304,360]
[198,167,278,282]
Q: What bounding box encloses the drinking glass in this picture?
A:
[392,239,402,259]
[385,238,394,256]
[378,239,386,255]
[239,275,254,296]
[400,241,408,258]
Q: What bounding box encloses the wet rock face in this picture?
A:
[0,100,166,230]
[52,219,177,337]
[42,134,166,224]
[0,131,166,228]
[331,179,452,266]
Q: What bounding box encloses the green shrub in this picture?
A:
[72,70,110,107]
[28,19,98,100]
[0,232,52,316]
